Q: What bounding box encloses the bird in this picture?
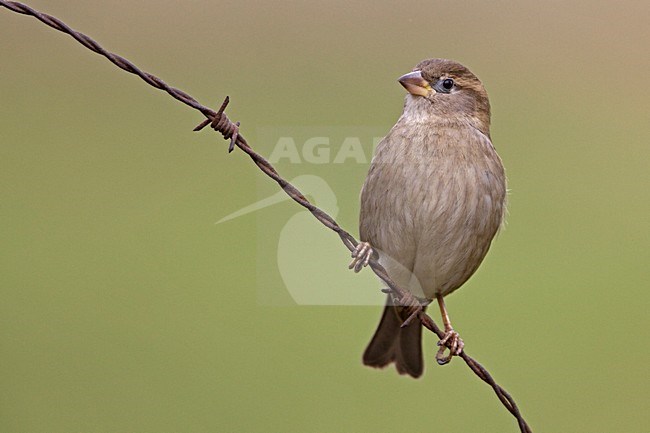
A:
[349,58,507,378]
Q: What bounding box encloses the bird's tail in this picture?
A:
[362,297,424,378]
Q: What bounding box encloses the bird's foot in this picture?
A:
[435,328,464,365]
[348,242,374,273]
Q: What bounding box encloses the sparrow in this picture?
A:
[349,59,507,378]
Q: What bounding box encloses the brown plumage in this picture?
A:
[352,59,506,378]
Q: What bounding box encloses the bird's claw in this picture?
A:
[435,328,464,365]
[348,242,374,273]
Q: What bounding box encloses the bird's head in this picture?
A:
[398,58,491,136]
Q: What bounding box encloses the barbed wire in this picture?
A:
[0,2,532,432]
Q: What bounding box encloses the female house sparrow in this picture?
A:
[350,59,506,378]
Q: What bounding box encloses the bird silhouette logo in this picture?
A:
[217,174,386,306]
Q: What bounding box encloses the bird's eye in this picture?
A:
[442,78,454,90]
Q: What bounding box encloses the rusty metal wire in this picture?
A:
[0,2,532,432]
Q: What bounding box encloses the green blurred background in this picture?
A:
[1,1,648,432]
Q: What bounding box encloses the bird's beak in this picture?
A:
[398,71,432,97]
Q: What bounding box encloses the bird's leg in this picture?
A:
[348,241,374,273]
[435,294,464,365]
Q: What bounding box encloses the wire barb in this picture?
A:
[0,2,532,432]
[192,96,241,154]
[228,122,240,153]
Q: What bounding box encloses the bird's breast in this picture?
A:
[359,122,506,297]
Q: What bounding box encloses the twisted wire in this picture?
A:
[0,2,531,431]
